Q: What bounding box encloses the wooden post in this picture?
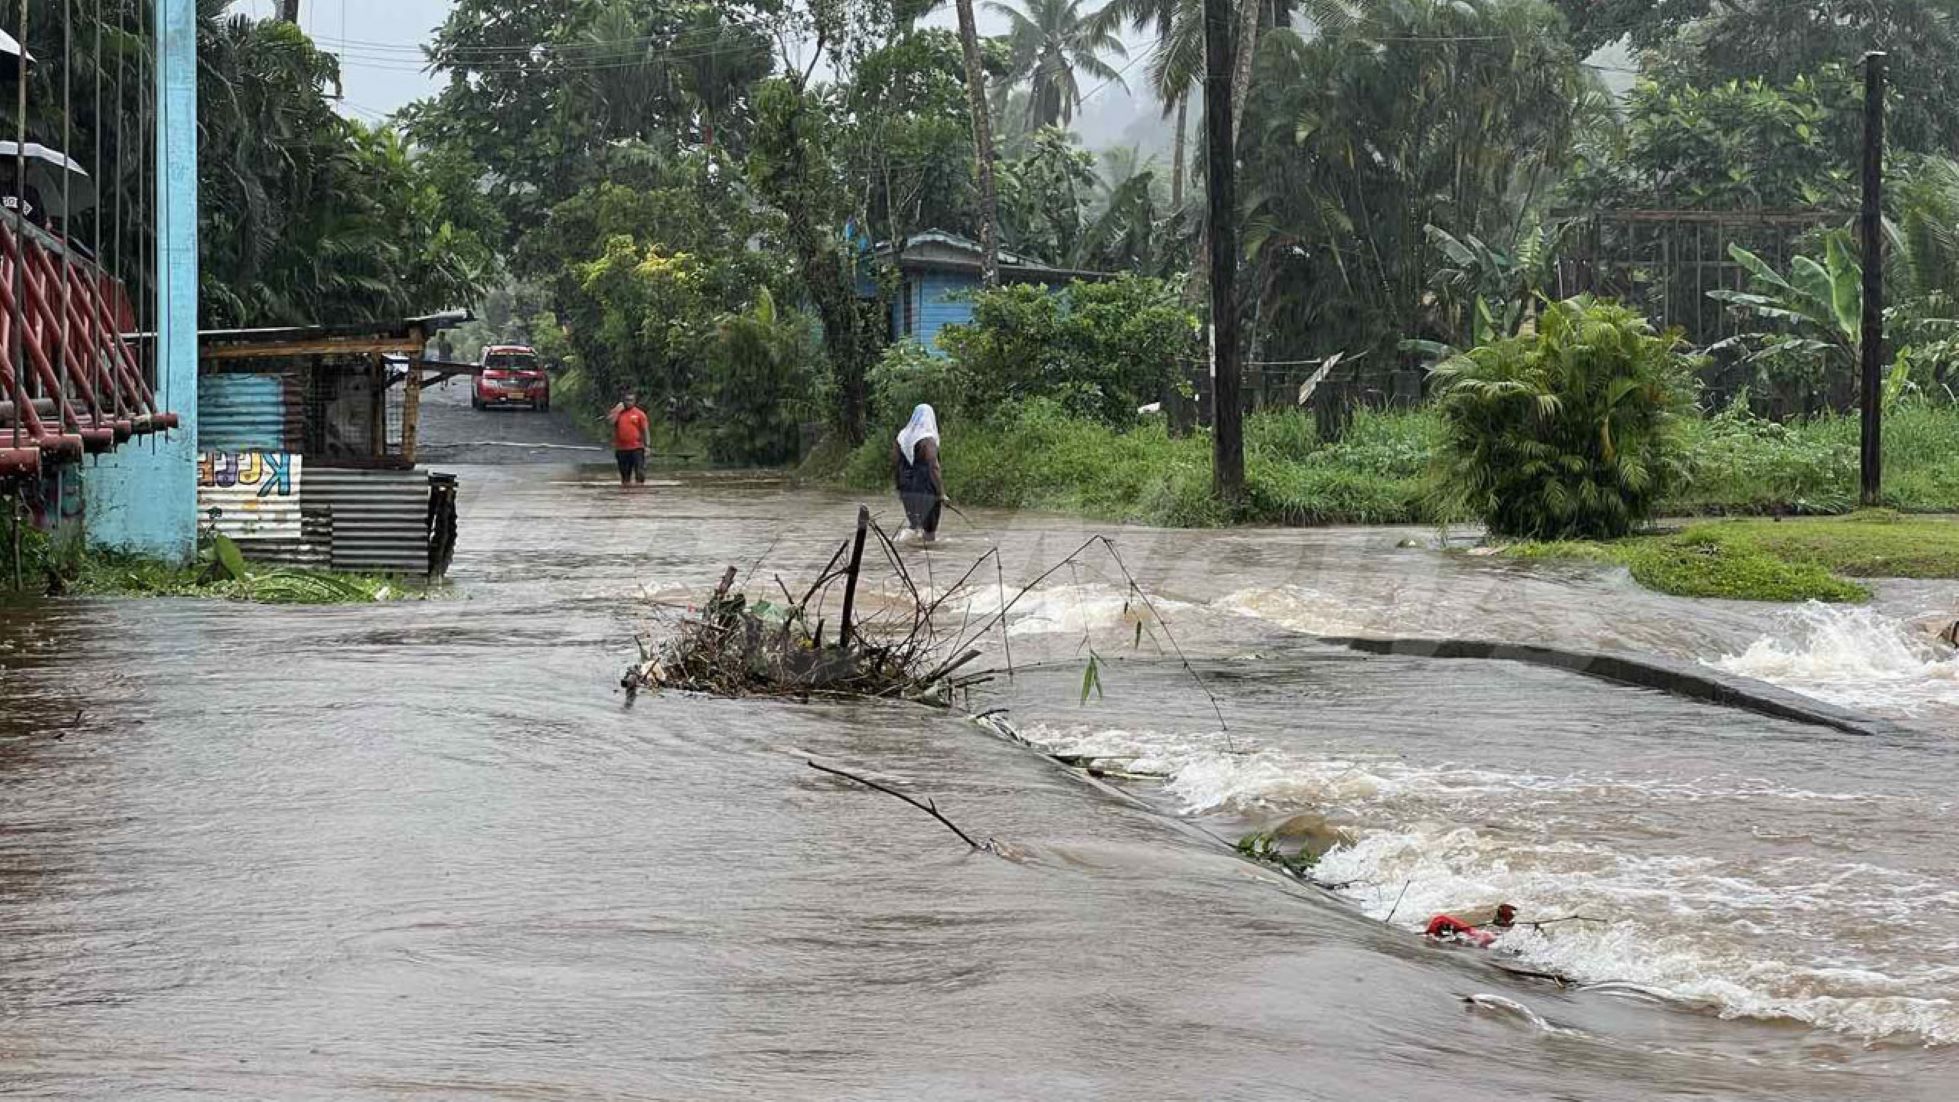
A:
[368,353,384,459]
[838,505,870,649]
[402,326,423,465]
[1204,0,1244,500]
[1860,52,1887,507]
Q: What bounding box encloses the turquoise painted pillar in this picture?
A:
[85,0,198,560]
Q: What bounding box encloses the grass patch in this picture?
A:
[812,401,1959,529]
[827,401,1436,527]
[1499,513,1959,602]
[65,550,414,604]
[1704,511,1959,578]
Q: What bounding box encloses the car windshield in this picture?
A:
[485,353,535,371]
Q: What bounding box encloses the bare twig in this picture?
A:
[807,760,985,851]
[1096,537,1232,748]
[1385,880,1413,925]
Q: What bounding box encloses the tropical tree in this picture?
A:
[950,0,1004,284]
[1096,0,1201,209]
[1644,0,1959,157]
[995,126,1098,262]
[1239,0,1600,373]
[987,0,1129,130]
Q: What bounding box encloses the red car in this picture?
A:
[472,345,550,411]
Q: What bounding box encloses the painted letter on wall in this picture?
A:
[197,451,303,539]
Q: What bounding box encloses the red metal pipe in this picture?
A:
[0,447,39,477]
[20,249,121,441]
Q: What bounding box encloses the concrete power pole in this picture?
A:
[1203,0,1243,499]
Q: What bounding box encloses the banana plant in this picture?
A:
[1707,233,1864,384]
[1405,220,1572,362]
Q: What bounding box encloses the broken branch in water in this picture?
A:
[1520,915,1611,930]
[806,760,990,852]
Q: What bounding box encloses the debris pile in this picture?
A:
[621,506,985,706]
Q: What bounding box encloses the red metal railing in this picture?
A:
[0,217,175,477]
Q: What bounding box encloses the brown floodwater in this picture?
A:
[3,442,1957,1098]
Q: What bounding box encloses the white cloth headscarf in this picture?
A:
[896,403,940,464]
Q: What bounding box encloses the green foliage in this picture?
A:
[831,401,1435,528]
[1566,68,1857,211]
[989,0,1129,130]
[748,76,886,445]
[1240,1,1600,370]
[935,275,1197,426]
[824,396,1959,529]
[173,12,501,325]
[1414,221,1573,357]
[1643,1,1959,158]
[995,127,1099,263]
[844,30,983,244]
[58,546,409,605]
[1432,296,1697,540]
[1235,832,1320,878]
[1625,528,1869,602]
[869,340,967,425]
[1709,235,1865,397]
[703,290,824,466]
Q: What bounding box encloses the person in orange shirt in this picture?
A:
[606,391,651,486]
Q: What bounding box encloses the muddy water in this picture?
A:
[3,457,1957,1098]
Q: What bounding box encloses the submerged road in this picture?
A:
[2,395,1956,1098]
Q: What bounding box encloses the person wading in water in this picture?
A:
[606,392,651,487]
[893,404,946,543]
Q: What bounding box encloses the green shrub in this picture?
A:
[1433,296,1696,539]
[936,274,1197,426]
[702,290,821,466]
[868,339,966,427]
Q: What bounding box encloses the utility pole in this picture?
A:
[1203,0,1243,498]
[279,0,299,22]
[1860,51,1886,507]
[953,0,1000,288]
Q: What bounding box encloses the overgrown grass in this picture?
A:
[817,401,1959,529]
[831,401,1436,527]
[0,520,417,604]
[1499,513,1959,602]
[65,550,413,604]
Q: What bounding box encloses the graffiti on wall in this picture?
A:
[197,451,303,539]
[28,466,87,533]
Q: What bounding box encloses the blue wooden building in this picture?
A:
[865,230,1107,354]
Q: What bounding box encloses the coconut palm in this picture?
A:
[987,0,1129,130]
[1094,0,1201,208]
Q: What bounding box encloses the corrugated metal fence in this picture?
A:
[195,371,451,578]
[303,468,436,575]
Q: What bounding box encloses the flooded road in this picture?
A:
[3,397,1957,1097]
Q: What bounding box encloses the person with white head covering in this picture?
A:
[893,403,946,541]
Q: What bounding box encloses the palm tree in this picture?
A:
[1095,0,1201,209]
[952,0,1003,285]
[987,0,1129,130]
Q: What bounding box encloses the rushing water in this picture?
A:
[3,438,1957,1096]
